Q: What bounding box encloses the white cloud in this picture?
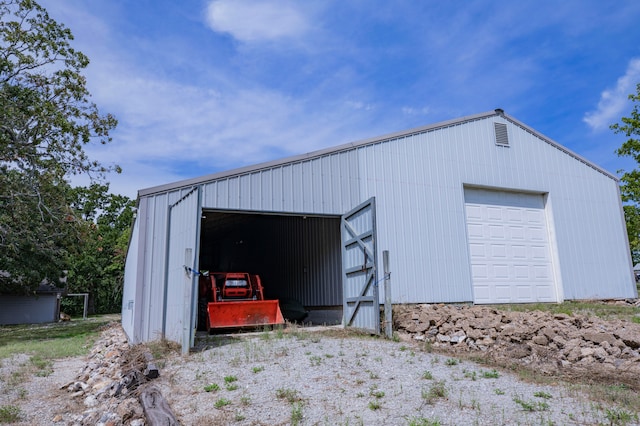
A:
[402,106,431,116]
[583,58,640,131]
[205,0,309,42]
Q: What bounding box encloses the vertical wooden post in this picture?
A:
[383,250,392,339]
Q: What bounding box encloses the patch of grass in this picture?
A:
[369,389,385,399]
[583,383,640,415]
[494,388,505,395]
[604,407,639,426]
[224,375,237,383]
[533,391,552,399]
[276,388,302,404]
[204,383,220,392]
[445,358,458,366]
[30,355,53,377]
[252,366,264,373]
[513,395,549,412]
[480,369,500,379]
[0,316,112,360]
[0,405,22,423]
[632,317,640,324]
[406,417,441,426]
[214,398,231,408]
[368,400,381,410]
[290,402,304,425]
[463,370,476,381]
[422,380,447,405]
[309,355,323,366]
[495,301,638,322]
[421,370,433,380]
[225,383,239,391]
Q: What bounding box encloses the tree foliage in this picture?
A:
[64,184,134,315]
[0,0,118,293]
[612,83,640,264]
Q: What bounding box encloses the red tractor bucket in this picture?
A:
[206,300,285,331]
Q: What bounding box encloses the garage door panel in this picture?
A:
[514,265,529,279]
[469,243,485,258]
[531,245,549,260]
[467,223,484,238]
[511,245,527,259]
[508,225,525,240]
[489,225,505,239]
[506,208,524,223]
[493,264,509,279]
[487,206,503,221]
[464,188,557,304]
[489,244,506,258]
[471,264,488,279]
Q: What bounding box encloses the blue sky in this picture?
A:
[38,0,640,199]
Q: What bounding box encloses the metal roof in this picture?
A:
[138,109,617,198]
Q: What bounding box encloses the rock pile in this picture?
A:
[394,302,640,388]
[57,323,147,426]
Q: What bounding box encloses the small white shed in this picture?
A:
[121,109,637,349]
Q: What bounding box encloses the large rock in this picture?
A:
[614,328,640,349]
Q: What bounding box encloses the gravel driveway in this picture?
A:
[2,323,637,425]
[153,327,631,425]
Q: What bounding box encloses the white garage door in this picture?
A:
[464,188,558,304]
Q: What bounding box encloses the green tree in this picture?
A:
[64,184,134,314]
[0,0,118,293]
[612,83,640,264]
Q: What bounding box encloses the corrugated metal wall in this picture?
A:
[358,117,634,302]
[123,112,636,344]
[121,214,139,340]
[201,151,362,215]
[0,295,59,324]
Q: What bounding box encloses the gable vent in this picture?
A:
[494,122,509,147]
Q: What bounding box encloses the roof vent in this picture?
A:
[494,122,509,147]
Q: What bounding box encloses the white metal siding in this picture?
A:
[464,189,557,304]
[201,151,361,215]
[357,118,634,303]
[121,214,139,340]
[165,189,200,347]
[124,111,636,344]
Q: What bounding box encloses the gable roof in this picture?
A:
[139,109,617,198]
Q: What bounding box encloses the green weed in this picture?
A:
[406,416,441,426]
[276,388,302,404]
[513,396,549,412]
[533,391,552,399]
[214,398,231,408]
[368,400,381,410]
[204,383,220,392]
[422,380,447,404]
[0,405,22,423]
[291,402,304,425]
[481,369,500,379]
[421,370,433,380]
[604,407,639,425]
[224,375,237,383]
